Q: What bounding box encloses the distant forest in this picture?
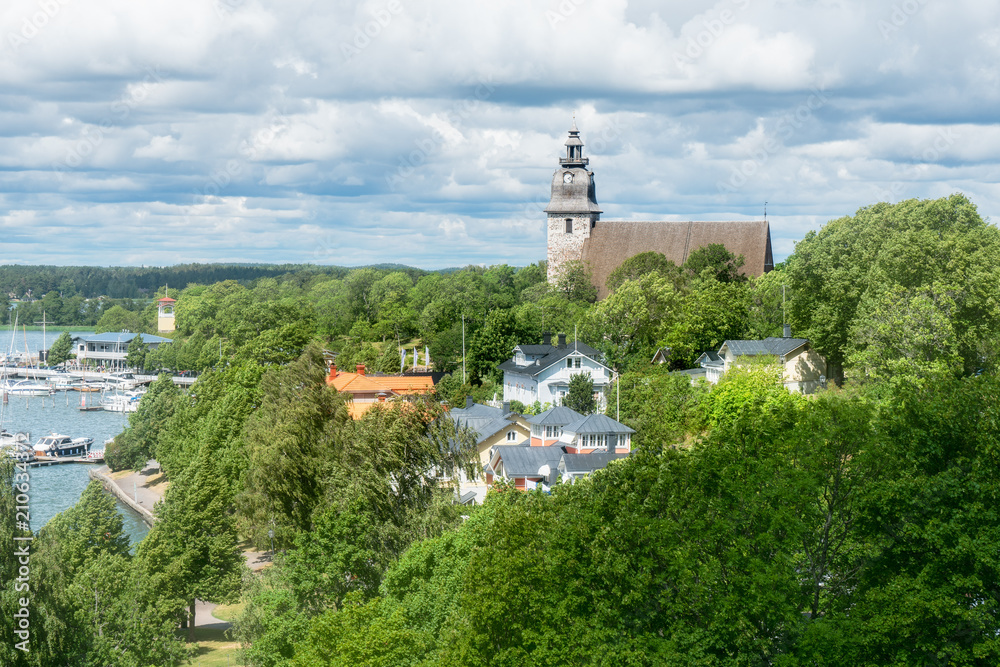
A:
[0,263,428,300]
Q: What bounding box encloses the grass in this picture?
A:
[212,602,245,623]
[182,626,242,666]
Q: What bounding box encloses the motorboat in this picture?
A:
[3,379,54,397]
[33,433,94,458]
[2,442,35,463]
[105,373,139,391]
[47,375,82,391]
[101,390,144,413]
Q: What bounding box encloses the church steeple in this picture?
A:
[561,120,588,167]
[545,122,602,283]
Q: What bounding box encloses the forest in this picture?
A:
[1,194,998,666]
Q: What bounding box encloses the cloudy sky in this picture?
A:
[1,0,997,268]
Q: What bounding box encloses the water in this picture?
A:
[2,330,150,546]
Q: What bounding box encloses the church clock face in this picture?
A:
[563,172,573,184]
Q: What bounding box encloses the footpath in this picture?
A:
[89,460,271,629]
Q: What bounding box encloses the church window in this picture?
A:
[565,218,572,233]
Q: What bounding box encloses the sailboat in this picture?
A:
[0,315,33,461]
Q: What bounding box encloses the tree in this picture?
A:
[467,309,521,384]
[46,330,74,366]
[94,304,149,334]
[235,345,350,550]
[786,194,1000,382]
[564,371,596,414]
[684,243,747,283]
[126,333,148,371]
[554,260,598,303]
[105,374,180,472]
[606,251,682,293]
[581,272,680,372]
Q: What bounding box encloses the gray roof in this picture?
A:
[468,416,521,444]
[493,446,565,478]
[448,402,523,444]
[562,413,635,436]
[527,406,583,426]
[721,337,809,358]
[499,341,606,378]
[458,490,477,505]
[560,451,631,474]
[76,332,173,344]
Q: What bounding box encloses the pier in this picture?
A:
[0,367,196,387]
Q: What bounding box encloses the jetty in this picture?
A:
[28,451,105,467]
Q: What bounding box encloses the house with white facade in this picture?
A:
[500,333,612,409]
[557,413,634,454]
[73,332,173,369]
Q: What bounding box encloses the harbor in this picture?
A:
[0,330,149,543]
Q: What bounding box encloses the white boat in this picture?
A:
[0,428,31,449]
[2,441,35,463]
[3,379,54,396]
[101,390,144,413]
[33,433,94,458]
[105,373,139,391]
[46,375,81,391]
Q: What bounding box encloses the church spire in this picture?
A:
[560,121,588,167]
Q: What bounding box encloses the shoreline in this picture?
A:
[88,462,159,527]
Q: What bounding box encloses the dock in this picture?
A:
[28,453,105,467]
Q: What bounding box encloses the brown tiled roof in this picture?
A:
[580,220,773,298]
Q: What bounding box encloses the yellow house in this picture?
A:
[449,398,532,468]
[715,333,828,394]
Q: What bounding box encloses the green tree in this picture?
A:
[94,304,149,334]
[30,482,187,666]
[606,251,682,294]
[564,371,596,414]
[581,272,680,372]
[466,309,520,384]
[554,259,598,303]
[46,330,74,366]
[105,374,180,472]
[125,333,148,371]
[684,242,747,282]
[235,345,350,550]
[786,194,1000,382]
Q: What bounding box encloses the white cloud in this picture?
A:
[0,0,996,267]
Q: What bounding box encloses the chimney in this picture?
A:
[783,324,792,338]
[327,364,337,381]
[465,396,474,409]
[502,401,510,414]
[542,332,552,346]
[557,333,567,347]
[356,364,366,375]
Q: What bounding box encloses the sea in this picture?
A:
[2,329,150,547]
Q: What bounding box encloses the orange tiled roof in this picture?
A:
[328,371,435,403]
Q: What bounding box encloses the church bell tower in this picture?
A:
[545,121,601,283]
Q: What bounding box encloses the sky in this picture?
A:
[1,0,998,269]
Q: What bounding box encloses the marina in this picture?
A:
[0,330,149,544]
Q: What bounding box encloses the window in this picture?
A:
[565,218,572,233]
[574,357,581,368]
[506,430,517,442]
[567,359,573,368]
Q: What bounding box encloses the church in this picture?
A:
[545,123,774,298]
